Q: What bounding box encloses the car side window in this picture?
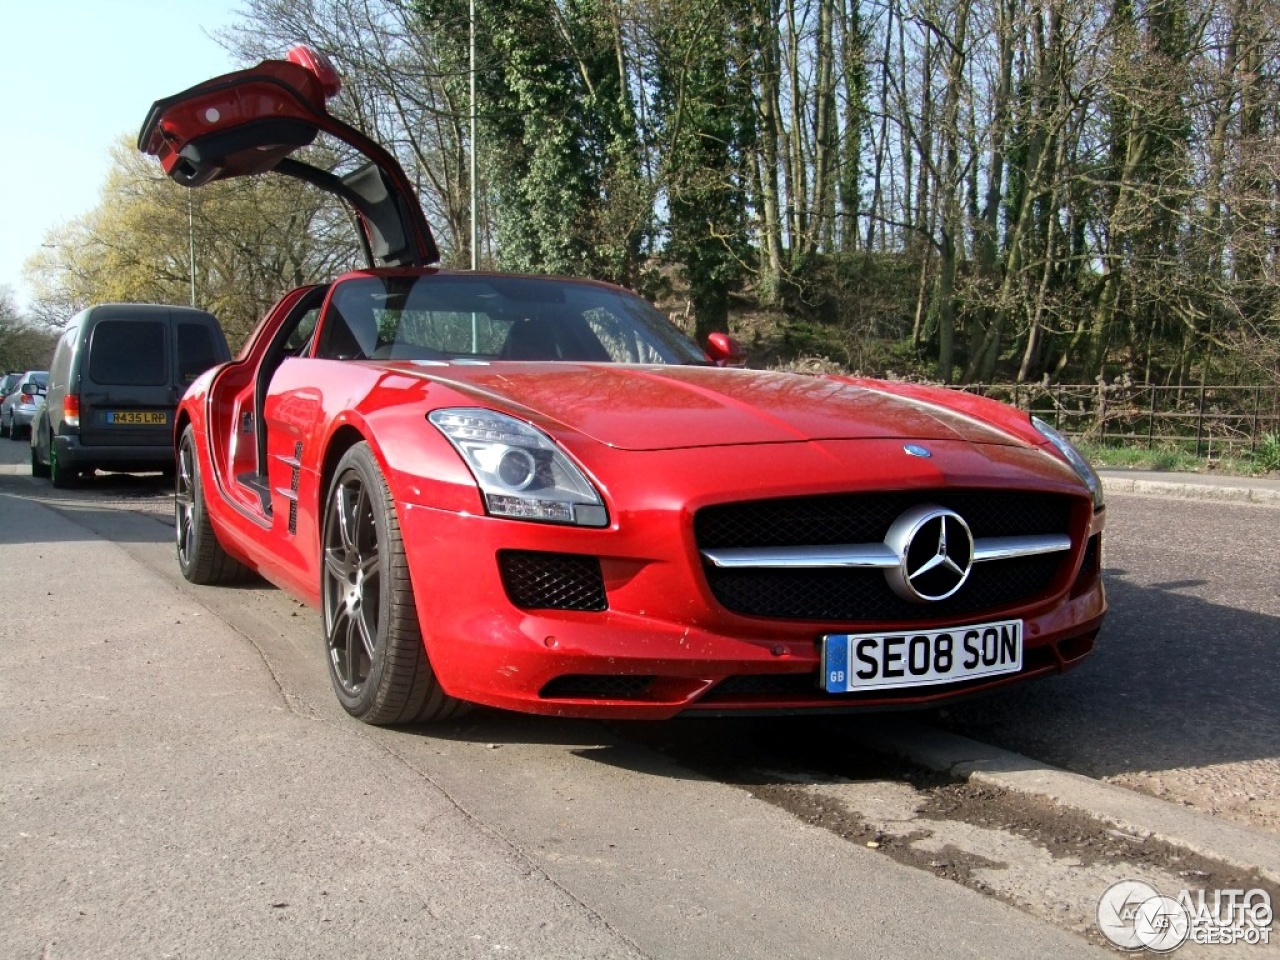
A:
[314,303,378,361]
[279,307,321,356]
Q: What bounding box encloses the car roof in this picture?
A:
[84,303,219,322]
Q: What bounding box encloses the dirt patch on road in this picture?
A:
[623,718,1279,951]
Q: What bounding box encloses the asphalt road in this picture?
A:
[2,437,1276,958]
[938,490,1280,833]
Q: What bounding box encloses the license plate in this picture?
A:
[822,619,1022,692]
[104,411,168,426]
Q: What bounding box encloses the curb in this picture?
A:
[849,719,1280,886]
[1100,475,1280,506]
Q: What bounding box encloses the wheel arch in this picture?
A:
[320,424,369,508]
[32,405,49,455]
[174,409,193,459]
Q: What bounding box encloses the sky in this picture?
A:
[0,0,246,313]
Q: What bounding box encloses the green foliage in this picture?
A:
[1074,442,1193,472]
[1254,434,1280,474]
[0,286,58,372]
[420,0,647,283]
[652,0,755,339]
[1075,440,1277,477]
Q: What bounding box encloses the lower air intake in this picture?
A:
[498,550,608,611]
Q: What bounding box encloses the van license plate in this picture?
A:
[821,619,1022,692]
[105,411,168,425]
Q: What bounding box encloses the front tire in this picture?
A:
[322,442,464,725]
[176,425,251,584]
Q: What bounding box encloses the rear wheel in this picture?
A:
[49,442,78,488]
[322,442,464,725]
[176,425,251,584]
[0,413,9,438]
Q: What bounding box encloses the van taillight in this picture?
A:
[64,394,80,429]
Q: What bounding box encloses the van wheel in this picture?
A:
[176,425,251,585]
[49,444,78,488]
[32,440,50,479]
[322,442,466,725]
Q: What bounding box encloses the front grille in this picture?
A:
[540,674,654,699]
[696,491,1075,622]
[498,550,608,611]
[703,553,1062,620]
[696,490,1072,548]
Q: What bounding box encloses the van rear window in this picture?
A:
[90,320,167,386]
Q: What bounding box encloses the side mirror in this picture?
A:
[705,332,747,368]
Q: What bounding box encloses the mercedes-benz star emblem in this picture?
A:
[883,505,974,602]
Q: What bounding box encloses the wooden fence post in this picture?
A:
[1195,382,1207,457]
[1147,385,1156,450]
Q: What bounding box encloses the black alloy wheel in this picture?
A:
[175,426,251,584]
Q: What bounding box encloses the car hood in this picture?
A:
[396,362,1025,452]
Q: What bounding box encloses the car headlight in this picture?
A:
[429,408,609,527]
[1032,416,1103,510]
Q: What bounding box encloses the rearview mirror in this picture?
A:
[705,332,747,368]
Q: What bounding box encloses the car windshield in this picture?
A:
[315,274,707,365]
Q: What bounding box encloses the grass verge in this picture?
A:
[1078,437,1279,477]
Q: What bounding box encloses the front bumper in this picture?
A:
[397,497,1107,720]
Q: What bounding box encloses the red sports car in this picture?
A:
[140,49,1106,725]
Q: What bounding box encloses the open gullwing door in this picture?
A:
[138,46,439,268]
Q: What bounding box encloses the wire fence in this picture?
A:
[950,382,1280,456]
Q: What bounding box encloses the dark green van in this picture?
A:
[32,304,231,487]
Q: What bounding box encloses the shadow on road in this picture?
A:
[0,472,173,546]
[392,708,906,787]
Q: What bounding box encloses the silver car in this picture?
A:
[1,370,47,440]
